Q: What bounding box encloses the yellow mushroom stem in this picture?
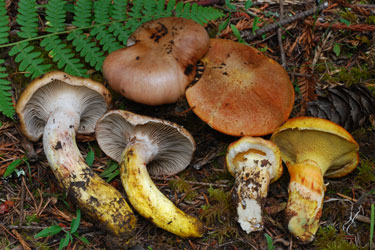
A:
[43,107,136,236]
[120,139,205,238]
[284,160,326,243]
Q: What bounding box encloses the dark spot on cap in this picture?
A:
[69,125,74,129]
[184,64,194,75]
[54,141,62,150]
[223,72,228,75]
[136,56,140,60]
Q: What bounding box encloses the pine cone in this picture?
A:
[306,85,375,131]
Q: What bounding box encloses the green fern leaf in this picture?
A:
[91,0,122,53]
[41,35,87,77]
[108,0,130,45]
[0,60,15,118]
[45,0,66,33]
[71,0,93,28]
[67,30,105,71]
[67,0,104,70]
[9,42,51,78]
[16,0,39,39]
[41,0,87,77]
[0,0,9,44]
[11,0,51,78]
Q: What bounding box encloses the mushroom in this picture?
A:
[102,17,210,106]
[15,71,136,237]
[226,136,283,233]
[95,110,204,237]
[186,38,295,136]
[270,117,359,243]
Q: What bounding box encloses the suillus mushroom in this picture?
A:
[102,17,210,106]
[226,136,282,233]
[185,38,295,136]
[15,71,136,237]
[270,117,359,243]
[95,110,204,238]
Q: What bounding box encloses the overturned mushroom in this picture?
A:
[271,117,359,243]
[102,17,210,105]
[226,136,282,233]
[16,71,136,237]
[96,110,204,237]
[186,38,294,136]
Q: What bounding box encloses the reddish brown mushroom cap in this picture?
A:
[103,17,210,106]
[186,39,295,136]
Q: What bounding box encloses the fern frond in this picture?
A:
[9,42,51,78]
[0,60,15,118]
[175,2,224,25]
[16,0,39,39]
[0,0,9,44]
[71,0,93,28]
[91,0,122,53]
[41,0,87,77]
[67,30,105,71]
[10,0,51,78]
[108,0,130,45]
[45,0,66,33]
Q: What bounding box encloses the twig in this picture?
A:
[152,176,229,187]
[277,0,286,67]
[12,229,31,250]
[19,177,25,226]
[243,2,329,41]
[304,20,375,32]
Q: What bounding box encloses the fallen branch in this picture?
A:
[304,20,375,32]
[243,2,329,41]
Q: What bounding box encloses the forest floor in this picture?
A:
[1,0,375,249]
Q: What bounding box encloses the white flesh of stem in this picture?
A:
[234,154,271,233]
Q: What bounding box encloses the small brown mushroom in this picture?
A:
[16,71,136,237]
[102,17,210,106]
[186,38,295,136]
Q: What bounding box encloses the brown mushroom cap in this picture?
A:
[186,39,295,136]
[102,17,210,106]
[16,71,112,142]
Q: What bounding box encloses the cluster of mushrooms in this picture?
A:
[15,17,360,244]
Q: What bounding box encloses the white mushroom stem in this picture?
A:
[233,156,272,233]
[120,137,204,238]
[284,160,325,243]
[42,106,136,236]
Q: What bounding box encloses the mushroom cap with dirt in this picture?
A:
[102,17,210,106]
[226,136,282,233]
[96,110,204,237]
[270,116,359,243]
[186,38,295,136]
[16,71,137,237]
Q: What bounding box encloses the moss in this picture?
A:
[366,16,375,25]
[321,65,375,86]
[199,187,234,225]
[340,11,358,24]
[314,225,362,250]
[168,177,198,202]
[354,159,375,187]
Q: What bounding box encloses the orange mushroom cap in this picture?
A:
[186,38,295,136]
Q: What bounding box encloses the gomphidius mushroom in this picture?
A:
[96,110,204,238]
[16,71,136,237]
